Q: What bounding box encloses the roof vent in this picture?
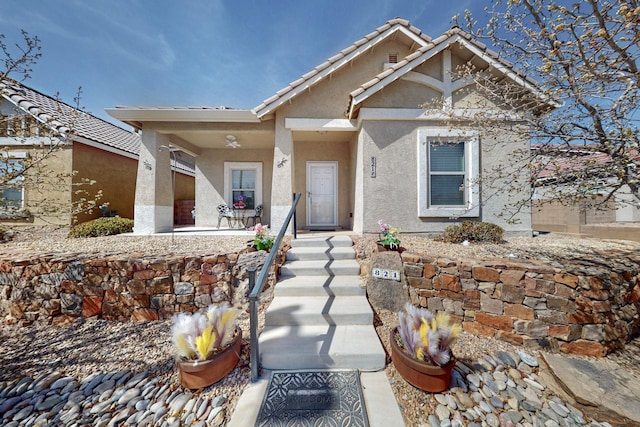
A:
[388,52,398,63]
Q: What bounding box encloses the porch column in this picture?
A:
[352,131,365,234]
[133,129,174,234]
[270,116,294,232]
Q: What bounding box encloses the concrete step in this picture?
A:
[280,259,361,276]
[290,235,354,248]
[264,295,373,326]
[259,324,386,371]
[286,246,355,261]
[275,275,365,297]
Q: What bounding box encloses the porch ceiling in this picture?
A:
[292,130,356,143]
[166,129,275,150]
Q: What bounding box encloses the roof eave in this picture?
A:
[105,107,261,127]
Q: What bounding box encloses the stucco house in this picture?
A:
[108,18,551,236]
[0,79,195,227]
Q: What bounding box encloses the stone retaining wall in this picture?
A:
[401,252,640,357]
[0,248,284,326]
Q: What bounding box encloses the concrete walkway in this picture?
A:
[229,234,404,426]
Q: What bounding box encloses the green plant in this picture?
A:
[252,223,274,251]
[437,221,504,244]
[396,303,461,366]
[171,303,239,361]
[68,217,134,238]
[377,220,401,249]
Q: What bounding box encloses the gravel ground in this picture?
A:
[1,227,640,426]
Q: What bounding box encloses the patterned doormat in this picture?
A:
[255,370,369,426]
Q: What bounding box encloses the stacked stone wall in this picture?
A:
[0,249,283,326]
[401,252,640,357]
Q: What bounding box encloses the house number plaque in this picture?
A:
[372,268,400,281]
[370,156,376,178]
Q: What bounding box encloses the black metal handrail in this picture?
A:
[247,192,302,381]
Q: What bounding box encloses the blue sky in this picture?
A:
[1,0,488,126]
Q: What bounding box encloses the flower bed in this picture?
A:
[401,251,640,357]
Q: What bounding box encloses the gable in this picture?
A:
[347,29,558,119]
[253,18,432,118]
[278,38,426,118]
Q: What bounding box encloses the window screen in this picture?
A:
[429,142,465,206]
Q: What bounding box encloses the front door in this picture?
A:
[307,161,337,227]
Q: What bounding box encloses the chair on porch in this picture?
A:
[217,204,234,228]
[245,204,263,228]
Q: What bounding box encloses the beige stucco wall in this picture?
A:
[280,40,414,119]
[195,148,273,227]
[357,120,532,236]
[292,139,355,229]
[23,145,73,226]
[72,142,194,224]
[72,143,138,223]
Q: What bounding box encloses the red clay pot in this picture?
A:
[177,328,242,389]
[390,327,454,392]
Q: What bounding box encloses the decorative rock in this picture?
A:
[196,397,209,419]
[90,400,111,414]
[93,379,115,395]
[428,414,441,427]
[33,372,62,392]
[467,373,481,388]
[12,404,34,421]
[517,351,539,367]
[36,395,63,411]
[50,376,74,390]
[169,393,191,414]
[497,351,517,367]
[485,412,500,427]
[206,406,224,425]
[117,387,140,406]
[435,394,448,405]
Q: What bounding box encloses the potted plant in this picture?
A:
[251,223,274,251]
[391,303,461,392]
[171,303,242,389]
[377,220,402,251]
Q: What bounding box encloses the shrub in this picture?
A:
[68,217,134,238]
[437,221,504,244]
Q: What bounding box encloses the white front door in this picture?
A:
[307,161,338,227]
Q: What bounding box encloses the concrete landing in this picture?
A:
[228,370,405,427]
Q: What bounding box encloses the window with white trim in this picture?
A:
[0,153,26,211]
[223,162,262,210]
[418,130,479,217]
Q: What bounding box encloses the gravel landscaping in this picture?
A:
[1,227,639,426]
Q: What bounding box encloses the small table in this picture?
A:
[231,207,246,228]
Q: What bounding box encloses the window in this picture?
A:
[0,154,26,211]
[430,142,465,206]
[224,162,262,210]
[418,130,479,217]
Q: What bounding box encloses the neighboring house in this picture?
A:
[108,18,552,236]
[0,79,195,227]
[532,145,640,239]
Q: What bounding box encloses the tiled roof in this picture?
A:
[0,79,141,156]
[346,26,555,118]
[531,145,639,181]
[253,18,432,118]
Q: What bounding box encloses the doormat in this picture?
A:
[255,370,369,427]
